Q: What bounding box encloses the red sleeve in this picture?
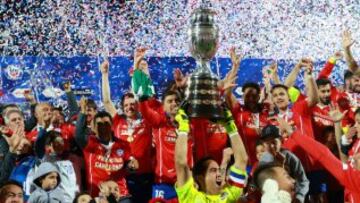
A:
[122,142,132,161]
[230,101,242,116]
[318,60,335,79]
[291,131,346,185]
[112,114,122,127]
[139,99,166,127]
[292,98,311,117]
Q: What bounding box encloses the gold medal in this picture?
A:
[127,136,134,143]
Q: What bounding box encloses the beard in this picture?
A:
[353,85,360,93]
[321,98,331,105]
[97,122,112,144]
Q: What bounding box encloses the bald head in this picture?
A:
[35,103,53,123]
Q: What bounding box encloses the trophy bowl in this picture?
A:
[185,7,224,120]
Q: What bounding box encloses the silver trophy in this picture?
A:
[185,7,224,119]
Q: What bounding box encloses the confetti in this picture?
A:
[0,1,359,59]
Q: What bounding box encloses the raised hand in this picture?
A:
[100,59,109,75]
[2,125,23,153]
[222,147,234,164]
[328,104,347,123]
[173,68,188,88]
[277,117,293,138]
[268,62,279,81]
[80,96,87,113]
[24,89,36,104]
[134,47,147,69]
[230,46,242,69]
[342,29,355,49]
[63,81,72,92]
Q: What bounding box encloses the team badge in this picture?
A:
[5,65,23,80]
[116,149,124,156]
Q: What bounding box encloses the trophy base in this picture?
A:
[185,71,224,120]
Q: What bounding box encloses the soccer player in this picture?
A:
[101,58,154,202]
[174,108,248,202]
[224,48,270,166]
[132,48,193,202]
[75,97,138,198]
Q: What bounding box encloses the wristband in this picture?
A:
[328,56,337,64]
[176,131,188,137]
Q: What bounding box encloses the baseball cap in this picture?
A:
[260,125,280,140]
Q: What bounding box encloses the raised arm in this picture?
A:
[138,99,165,128]
[175,109,192,187]
[278,118,347,186]
[100,60,117,117]
[318,52,343,79]
[221,110,248,171]
[34,128,47,159]
[328,106,349,162]
[63,81,79,118]
[74,97,90,148]
[342,30,359,72]
[224,47,241,110]
[284,61,302,88]
[270,62,281,84]
[24,90,37,132]
[0,127,22,183]
[303,59,319,107]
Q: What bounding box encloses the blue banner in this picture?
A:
[0,56,346,107]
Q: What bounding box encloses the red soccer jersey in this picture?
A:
[291,131,360,203]
[83,135,131,197]
[268,99,318,171]
[191,119,228,164]
[139,99,193,184]
[230,102,269,165]
[26,124,75,152]
[311,104,334,143]
[112,114,154,174]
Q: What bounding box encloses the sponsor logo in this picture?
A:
[42,87,64,98]
[5,65,23,80]
[12,88,30,98]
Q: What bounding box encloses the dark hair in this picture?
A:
[242,82,261,94]
[4,109,24,124]
[255,139,264,147]
[162,90,179,103]
[253,162,283,189]
[44,130,62,146]
[86,99,97,110]
[1,104,19,114]
[355,108,360,116]
[93,111,113,126]
[270,84,288,94]
[34,171,61,188]
[192,156,214,192]
[120,92,135,110]
[1,104,20,119]
[0,180,23,202]
[73,192,93,203]
[52,107,65,118]
[316,78,331,87]
[344,70,353,80]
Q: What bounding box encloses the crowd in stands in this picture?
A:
[1,30,360,203]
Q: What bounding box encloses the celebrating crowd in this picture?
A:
[1,29,360,203]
